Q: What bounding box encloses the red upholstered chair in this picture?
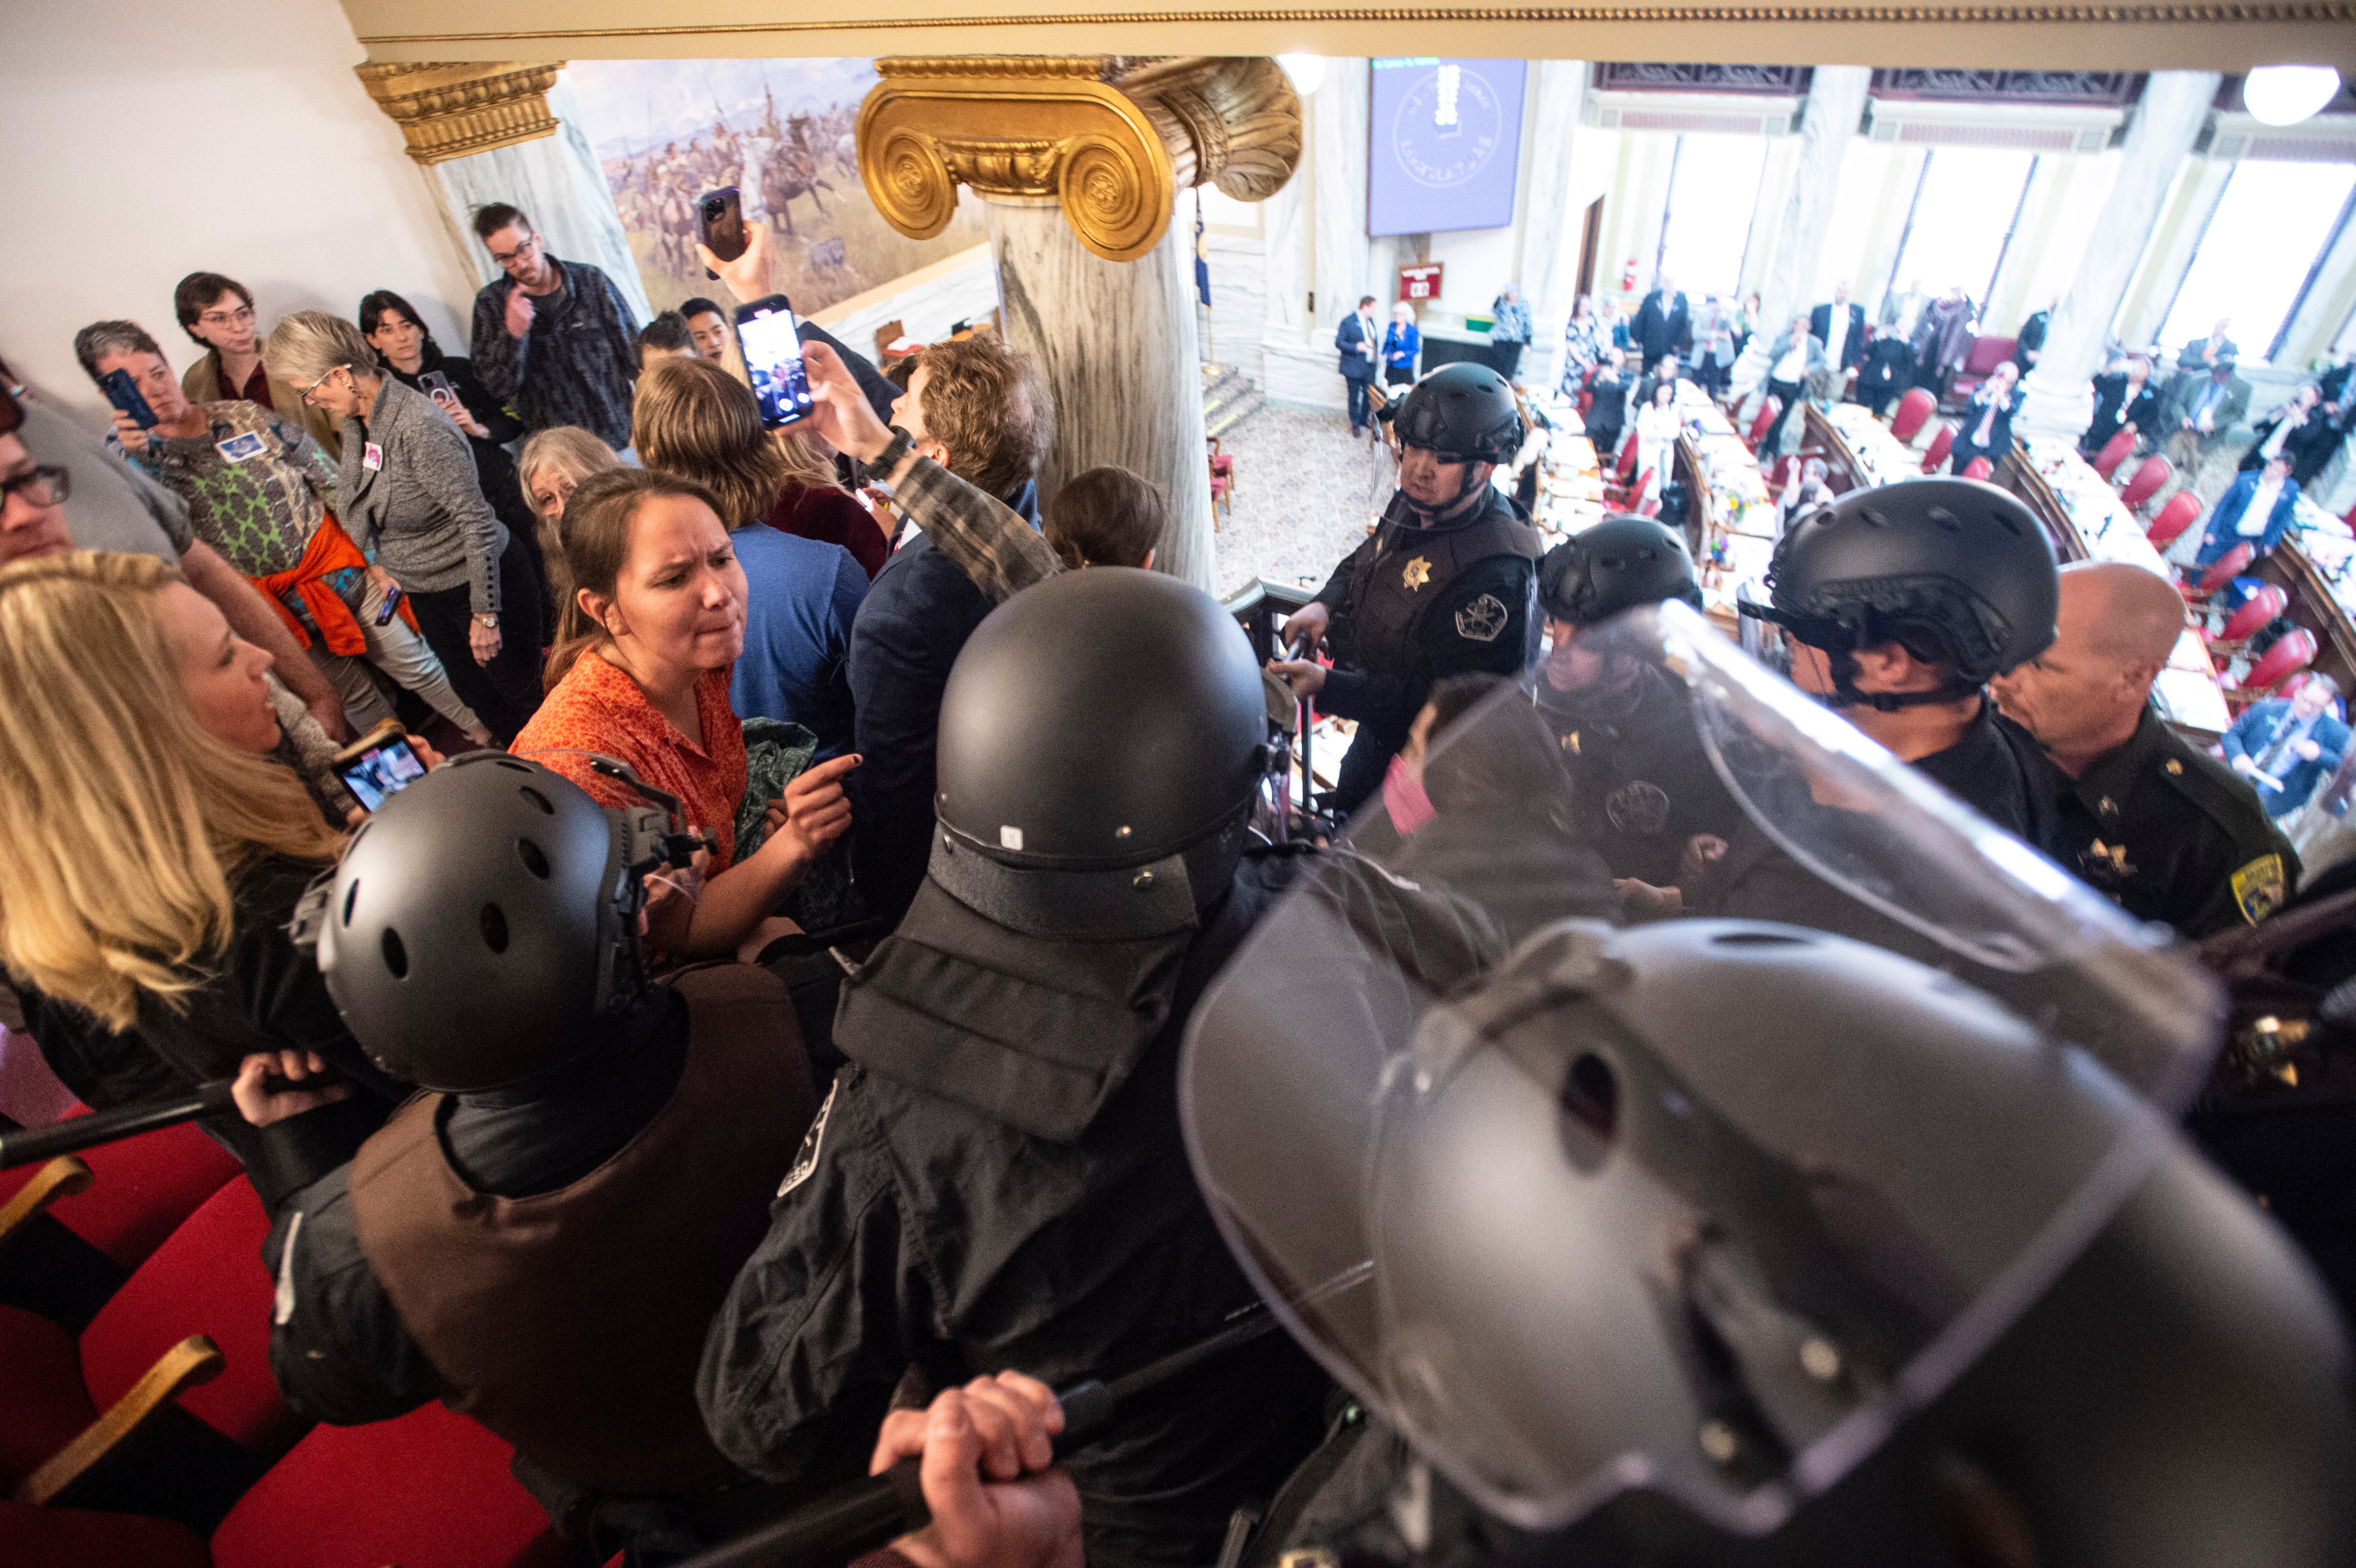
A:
[1890,387,1937,443]
[1920,425,1955,474]
[1616,431,1639,481]
[2245,628,2319,696]
[210,1402,567,1568]
[0,1499,208,1568]
[2090,428,2137,480]
[2280,670,2313,701]
[2118,455,2172,512]
[0,1178,305,1516]
[1960,456,1994,480]
[2146,490,2203,549]
[2192,543,2256,601]
[1744,396,1781,452]
[1948,336,2018,406]
[0,1119,240,1275]
[2214,584,2288,645]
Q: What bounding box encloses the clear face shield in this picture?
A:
[1180,600,2223,1541]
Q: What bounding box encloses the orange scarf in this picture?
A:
[252,512,417,656]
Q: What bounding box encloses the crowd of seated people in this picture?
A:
[6,184,2356,1568]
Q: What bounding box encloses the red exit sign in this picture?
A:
[1398,263,1443,303]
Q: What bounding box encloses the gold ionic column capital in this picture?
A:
[857,56,1302,263]
[356,61,565,166]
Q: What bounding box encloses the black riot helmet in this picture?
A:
[931,567,1280,941]
[1394,362,1525,466]
[290,751,704,1093]
[1184,916,2356,1566]
[1538,513,1702,628]
[1742,477,2058,711]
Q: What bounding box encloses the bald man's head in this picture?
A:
[2064,561,2187,672]
[1991,561,2187,772]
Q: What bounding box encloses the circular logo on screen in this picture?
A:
[1389,64,1505,189]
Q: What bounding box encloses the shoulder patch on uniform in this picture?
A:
[778,1079,838,1198]
[1456,593,1509,643]
[2232,853,2288,926]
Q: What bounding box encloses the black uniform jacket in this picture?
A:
[2032,706,2297,937]
[698,849,1332,1568]
[21,857,400,1211]
[1313,487,1541,810]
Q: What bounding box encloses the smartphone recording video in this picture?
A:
[733,295,812,431]
[333,725,429,813]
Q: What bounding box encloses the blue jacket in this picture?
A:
[1336,310,1379,382]
[1382,321,1421,371]
[846,483,1040,927]
[2223,696,2350,817]
[728,523,868,762]
[2198,470,2303,566]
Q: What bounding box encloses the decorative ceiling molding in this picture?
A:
[355,60,564,164]
[855,56,1301,261]
[344,0,2356,74]
[1593,61,1812,94]
[1868,67,2144,104]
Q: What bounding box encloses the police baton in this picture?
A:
[680,1262,1372,1568]
[0,1071,321,1169]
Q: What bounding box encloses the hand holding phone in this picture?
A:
[733,295,812,432]
[99,368,159,431]
[330,722,431,813]
[698,187,747,282]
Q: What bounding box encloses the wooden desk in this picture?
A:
[2254,541,2356,702]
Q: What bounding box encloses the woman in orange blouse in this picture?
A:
[513,467,858,959]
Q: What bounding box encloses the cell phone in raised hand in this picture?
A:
[733,295,812,431]
[698,187,747,281]
[98,368,159,430]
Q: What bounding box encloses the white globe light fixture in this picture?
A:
[1277,54,1327,98]
[2243,65,2342,127]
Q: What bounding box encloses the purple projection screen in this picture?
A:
[1368,58,1528,238]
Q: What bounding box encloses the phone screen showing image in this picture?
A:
[733,296,812,431]
[338,736,428,813]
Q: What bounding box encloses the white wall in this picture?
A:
[0,0,481,425]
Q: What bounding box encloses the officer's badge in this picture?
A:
[1455,592,1508,642]
[2232,853,2288,926]
[1605,779,1672,837]
[778,1079,837,1197]
[1402,556,1433,591]
[2084,838,2135,879]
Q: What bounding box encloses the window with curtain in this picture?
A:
[1654,133,1771,300]
[1889,147,2038,307]
[2161,159,2356,362]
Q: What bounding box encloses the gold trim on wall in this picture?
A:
[356,61,566,164]
[855,56,1301,262]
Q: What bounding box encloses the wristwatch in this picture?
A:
[873,424,916,475]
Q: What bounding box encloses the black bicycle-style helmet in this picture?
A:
[1745,477,2059,709]
[1394,363,1525,466]
[1539,513,1702,628]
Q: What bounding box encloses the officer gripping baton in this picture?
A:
[679,1261,1373,1568]
[0,1071,318,1169]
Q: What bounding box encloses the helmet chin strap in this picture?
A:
[1401,455,1490,523]
[1820,646,1985,711]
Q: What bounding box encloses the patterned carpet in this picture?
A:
[1210,403,1395,599]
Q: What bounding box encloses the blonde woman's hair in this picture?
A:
[264,309,378,391]
[0,552,344,1029]
[517,425,622,618]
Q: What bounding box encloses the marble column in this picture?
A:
[1730,65,1871,401]
[1519,60,1591,391]
[358,64,653,330]
[2016,71,2225,446]
[991,197,1219,590]
[1260,157,1307,346]
[1313,61,1372,340]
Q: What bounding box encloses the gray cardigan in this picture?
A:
[340,377,506,614]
